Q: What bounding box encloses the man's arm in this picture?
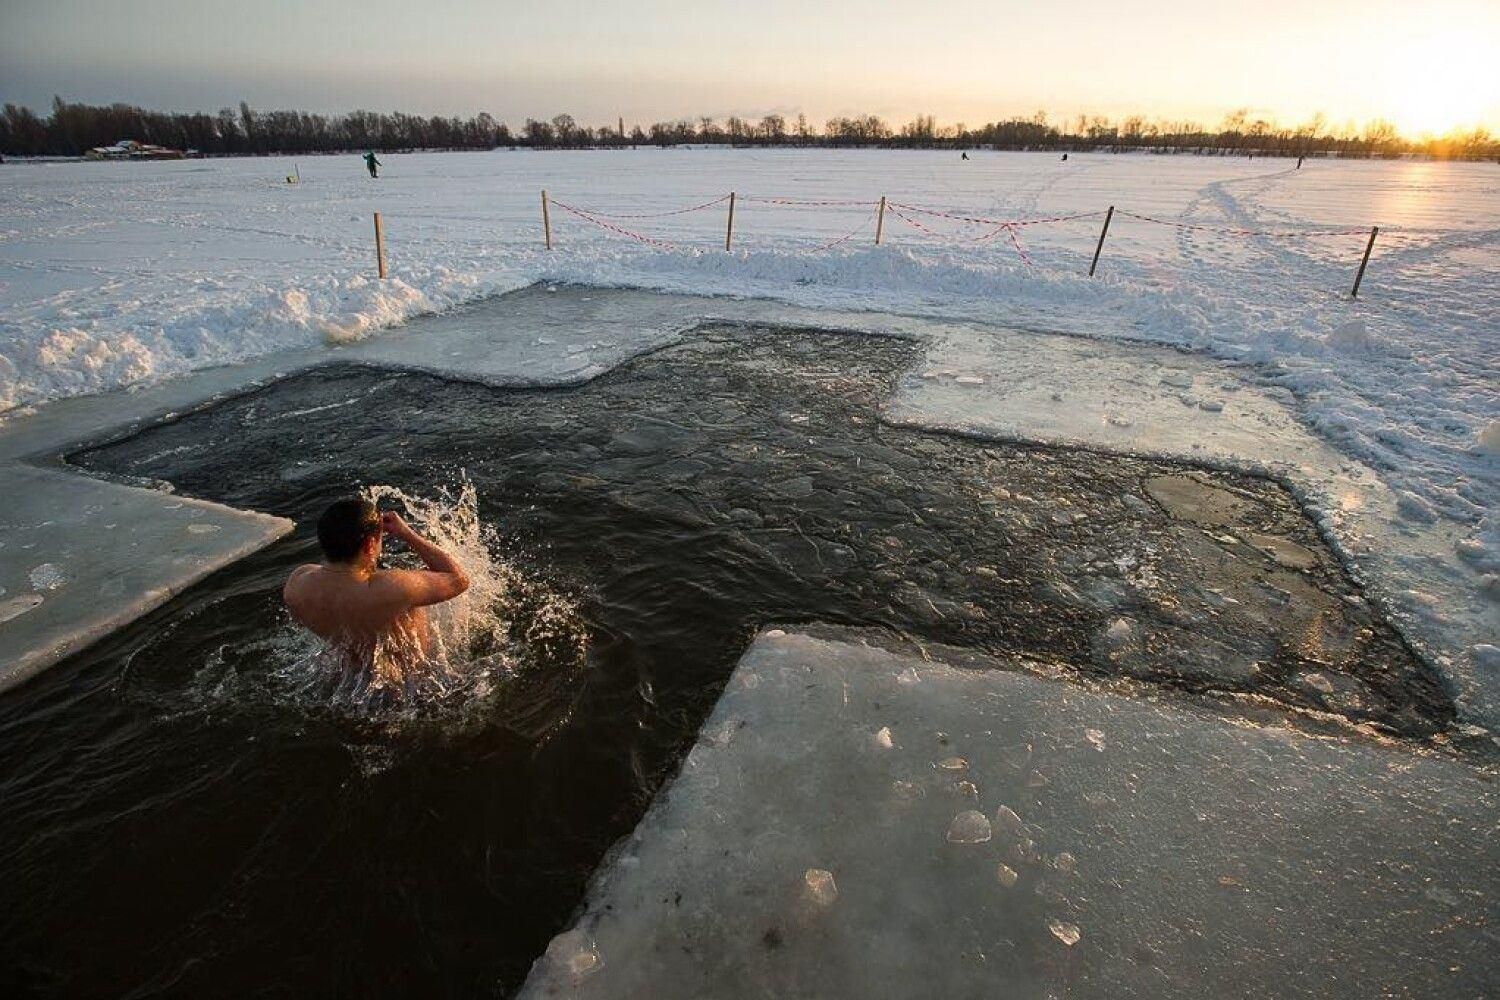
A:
[380,512,470,607]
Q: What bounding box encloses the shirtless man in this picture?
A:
[283,499,470,663]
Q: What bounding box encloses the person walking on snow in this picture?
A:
[363,151,381,178]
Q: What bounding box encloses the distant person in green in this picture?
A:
[363,151,381,178]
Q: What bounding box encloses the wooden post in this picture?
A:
[541,189,552,250]
[725,191,737,251]
[373,212,387,279]
[1350,225,1378,298]
[875,195,887,245]
[1088,205,1114,277]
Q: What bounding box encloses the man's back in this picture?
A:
[283,565,433,650]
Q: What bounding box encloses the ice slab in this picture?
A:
[520,630,1497,1000]
[887,331,1500,728]
[0,465,290,691]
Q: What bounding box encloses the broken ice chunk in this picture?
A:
[1048,920,1082,946]
[935,756,969,771]
[947,810,993,844]
[802,868,838,906]
[1054,852,1077,874]
[995,863,1020,887]
[1084,728,1106,752]
[1300,672,1335,695]
[994,805,1023,835]
[542,929,603,983]
[874,726,895,749]
[0,594,45,624]
[953,779,979,798]
[954,375,985,386]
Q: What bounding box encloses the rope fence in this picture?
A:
[371,188,1426,299]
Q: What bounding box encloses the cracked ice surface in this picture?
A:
[887,329,1500,728]
[520,630,1497,1000]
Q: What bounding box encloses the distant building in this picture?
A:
[85,140,186,161]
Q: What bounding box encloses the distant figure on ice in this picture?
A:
[363,151,381,178]
[961,151,969,160]
[284,499,470,667]
[1061,153,1068,161]
[1296,155,1304,169]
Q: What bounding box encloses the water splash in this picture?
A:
[147,474,588,721]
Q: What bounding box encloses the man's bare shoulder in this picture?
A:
[284,563,322,590]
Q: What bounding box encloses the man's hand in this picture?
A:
[381,511,416,541]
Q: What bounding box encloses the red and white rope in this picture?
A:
[547,197,679,250]
[560,193,731,220]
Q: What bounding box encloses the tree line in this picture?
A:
[3,97,1496,160]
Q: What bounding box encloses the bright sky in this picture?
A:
[2,0,1497,135]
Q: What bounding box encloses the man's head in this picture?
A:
[317,499,381,564]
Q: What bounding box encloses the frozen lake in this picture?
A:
[1,149,1496,720]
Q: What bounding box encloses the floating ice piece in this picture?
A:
[874,726,895,749]
[920,371,940,379]
[764,628,786,638]
[1160,372,1194,388]
[1105,414,1134,428]
[0,594,45,624]
[1054,852,1077,874]
[946,810,992,844]
[953,779,978,798]
[187,523,222,534]
[1048,919,1082,946]
[802,868,838,906]
[29,563,65,591]
[935,756,969,771]
[1198,399,1224,413]
[542,929,603,983]
[1300,672,1335,695]
[1085,728,1106,752]
[994,805,1023,835]
[954,375,985,386]
[995,863,1019,887]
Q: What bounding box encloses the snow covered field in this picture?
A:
[1,149,1496,717]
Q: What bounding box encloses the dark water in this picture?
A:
[1,328,1450,997]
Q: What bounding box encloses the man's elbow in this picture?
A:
[449,570,471,598]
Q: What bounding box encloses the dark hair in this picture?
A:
[316,499,381,562]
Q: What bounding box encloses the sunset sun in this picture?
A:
[1382,33,1495,136]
